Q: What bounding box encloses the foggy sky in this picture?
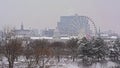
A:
[0,0,120,34]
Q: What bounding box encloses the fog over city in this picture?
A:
[1,0,120,68]
[0,0,120,34]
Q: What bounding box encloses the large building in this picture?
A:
[57,14,91,37]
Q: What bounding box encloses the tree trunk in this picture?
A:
[72,57,75,62]
[9,61,14,68]
[42,58,45,68]
[57,56,60,62]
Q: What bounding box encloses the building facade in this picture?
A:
[42,29,54,37]
[57,14,91,37]
[14,24,39,38]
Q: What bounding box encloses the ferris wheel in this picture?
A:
[86,16,98,37]
[70,14,98,39]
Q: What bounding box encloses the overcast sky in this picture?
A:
[0,0,120,33]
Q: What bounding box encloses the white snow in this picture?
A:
[0,57,119,68]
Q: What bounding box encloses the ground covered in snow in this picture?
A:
[0,57,119,68]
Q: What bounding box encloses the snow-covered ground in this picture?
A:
[50,62,79,68]
[0,57,119,68]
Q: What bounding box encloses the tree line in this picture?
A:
[0,28,120,68]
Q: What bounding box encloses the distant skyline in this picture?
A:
[0,0,120,34]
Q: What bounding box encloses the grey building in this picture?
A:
[42,29,54,37]
[14,24,39,37]
[57,14,90,36]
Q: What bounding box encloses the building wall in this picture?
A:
[57,15,90,36]
[42,29,54,37]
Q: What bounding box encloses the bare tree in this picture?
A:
[2,26,15,40]
[66,38,79,62]
[50,41,66,62]
[32,39,53,68]
[24,42,35,68]
[0,41,3,61]
[3,38,23,68]
[1,27,23,68]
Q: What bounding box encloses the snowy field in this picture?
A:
[0,57,119,68]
